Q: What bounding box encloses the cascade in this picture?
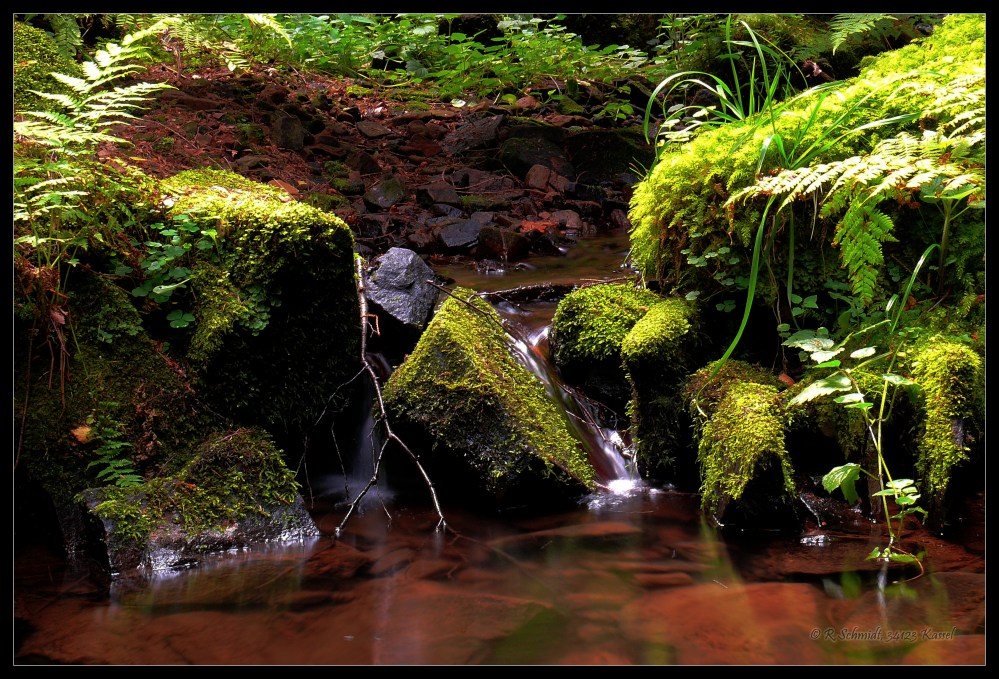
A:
[495,300,642,494]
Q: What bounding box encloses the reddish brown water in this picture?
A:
[14,487,984,665]
[14,231,984,665]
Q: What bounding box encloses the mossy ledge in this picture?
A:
[80,427,318,574]
[686,361,796,525]
[383,287,598,511]
[549,282,665,413]
[907,336,985,520]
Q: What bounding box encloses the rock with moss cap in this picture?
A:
[80,428,318,575]
[685,361,798,529]
[383,287,598,512]
[620,296,704,482]
[549,282,665,416]
[907,336,984,528]
[159,168,360,441]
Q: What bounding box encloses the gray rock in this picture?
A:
[365,247,440,331]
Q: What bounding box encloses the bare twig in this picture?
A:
[335,258,447,537]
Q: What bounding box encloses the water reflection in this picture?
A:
[15,490,984,665]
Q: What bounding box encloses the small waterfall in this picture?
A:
[496,301,641,494]
[318,358,394,509]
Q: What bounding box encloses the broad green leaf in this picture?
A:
[850,347,877,359]
[789,373,852,405]
[811,348,843,363]
[822,463,860,504]
[814,360,841,369]
[834,392,865,404]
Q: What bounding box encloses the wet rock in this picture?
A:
[78,429,320,576]
[438,212,495,252]
[382,288,599,511]
[476,225,531,262]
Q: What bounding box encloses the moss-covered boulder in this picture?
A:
[620,297,703,481]
[13,21,84,114]
[80,428,318,574]
[628,14,985,323]
[159,169,360,441]
[685,361,797,528]
[549,283,664,415]
[382,287,598,511]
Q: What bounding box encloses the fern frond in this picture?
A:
[245,13,294,50]
[829,14,897,54]
[832,202,896,306]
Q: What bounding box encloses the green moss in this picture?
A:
[13,21,84,114]
[383,287,597,500]
[550,283,664,369]
[345,84,374,97]
[620,298,700,476]
[159,168,360,434]
[907,337,984,506]
[628,13,985,311]
[695,380,794,514]
[86,427,304,544]
[459,194,513,212]
[15,271,209,505]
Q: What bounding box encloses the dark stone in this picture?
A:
[356,120,394,139]
[441,115,504,155]
[417,183,460,207]
[272,115,306,150]
[365,247,440,332]
[363,175,409,211]
[438,219,484,251]
[476,225,530,262]
[346,149,382,175]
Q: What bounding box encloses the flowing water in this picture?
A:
[13,231,985,665]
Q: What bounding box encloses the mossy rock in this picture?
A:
[159,169,361,440]
[620,297,703,481]
[80,427,318,574]
[907,336,985,523]
[382,287,598,511]
[628,14,985,316]
[549,282,663,413]
[13,21,84,114]
[685,361,796,526]
[14,271,213,554]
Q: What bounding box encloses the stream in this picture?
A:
[13,231,985,665]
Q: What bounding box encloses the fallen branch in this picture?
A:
[335,257,447,537]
